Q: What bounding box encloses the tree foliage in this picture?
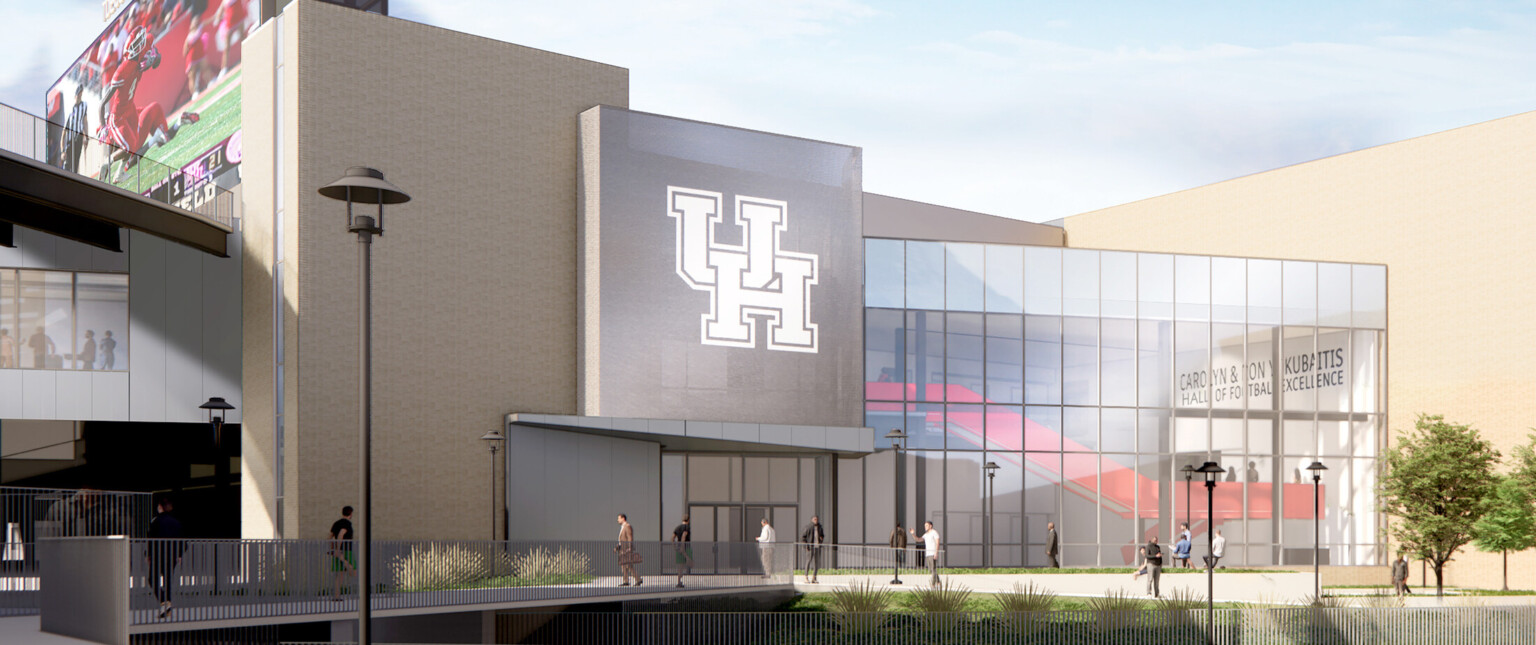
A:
[1376,414,1500,596]
[1472,475,1536,591]
[1511,432,1536,500]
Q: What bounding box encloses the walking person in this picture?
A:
[99,330,117,370]
[1207,529,1226,570]
[1391,552,1410,596]
[616,513,642,586]
[801,515,826,583]
[27,327,54,369]
[328,506,356,601]
[146,495,184,619]
[1173,530,1192,569]
[0,328,13,368]
[78,330,97,371]
[890,522,907,569]
[1140,535,1164,598]
[756,517,777,578]
[1045,521,1060,568]
[671,514,692,588]
[911,520,942,586]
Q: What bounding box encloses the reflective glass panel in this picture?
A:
[1317,263,1351,327]
[946,403,986,450]
[1212,323,1246,410]
[1175,255,1210,321]
[75,273,128,371]
[1138,408,1170,454]
[906,311,943,403]
[865,238,904,308]
[1025,406,1062,452]
[1063,249,1099,317]
[1064,406,1098,452]
[1138,320,1172,407]
[947,452,986,543]
[1100,319,1136,407]
[1175,321,1209,409]
[1282,261,1317,326]
[906,241,944,310]
[946,243,986,312]
[1101,407,1135,453]
[1212,256,1246,323]
[1138,253,1173,320]
[904,402,946,450]
[985,314,1024,404]
[1101,251,1137,319]
[1247,325,1277,410]
[984,245,1023,313]
[1351,330,1379,413]
[1281,327,1316,411]
[0,270,15,368]
[1316,328,1350,412]
[1248,259,1282,325]
[18,270,72,369]
[1063,317,1098,406]
[985,405,1024,451]
[1024,315,1062,404]
[865,308,904,399]
[1024,247,1062,315]
[946,313,985,402]
[1352,264,1386,329]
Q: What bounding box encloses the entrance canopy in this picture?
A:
[506,413,877,456]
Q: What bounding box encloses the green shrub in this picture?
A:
[512,546,592,580]
[827,580,895,633]
[998,581,1056,633]
[390,543,491,591]
[1086,589,1145,631]
[1155,587,1204,627]
[905,581,973,631]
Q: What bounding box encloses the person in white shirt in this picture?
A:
[910,520,942,586]
[756,518,777,578]
[1208,529,1226,570]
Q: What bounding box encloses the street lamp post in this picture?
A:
[319,167,410,645]
[1181,463,1196,538]
[1307,460,1328,601]
[885,428,906,585]
[982,461,999,568]
[198,397,234,592]
[481,430,505,540]
[1197,461,1224,645]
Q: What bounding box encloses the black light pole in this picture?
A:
[319,167,410,645]
[481,430,505,541]
[885,428,906,585]
[1307,460,1328,601]
[983,461,999,568]
[1198,461,1223,645]
[199,397,234,592]
[1181,463,1196,538]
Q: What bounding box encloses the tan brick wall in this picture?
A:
[1062,110,1536,590]
[240,21,276,539]
[261,1,628,541]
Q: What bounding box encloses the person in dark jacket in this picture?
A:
[801,515,826,583]
[147,495,184,619]
[1045,521,1060,568]
[890,522,907,567]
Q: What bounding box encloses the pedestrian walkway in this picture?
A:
[794,571,1312,604]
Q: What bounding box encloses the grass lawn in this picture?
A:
[794,566,1289,576]
[778,592,1278,613]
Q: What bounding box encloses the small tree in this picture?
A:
[1472,476,1536,590]
[1376,414,1500,596]
[1511,433,1536,500]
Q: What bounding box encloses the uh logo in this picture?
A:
[666,186,819,353]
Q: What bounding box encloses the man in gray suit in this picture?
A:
[1045,522,1060,568]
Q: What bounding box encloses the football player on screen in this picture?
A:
[96,26,199,184]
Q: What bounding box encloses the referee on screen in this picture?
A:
[62,85,89,174]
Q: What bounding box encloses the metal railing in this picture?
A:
[790,543,944,584]
[0,487,152,617]
[0,102,234,227]
[106,539,791,626]
[496,606,1536,645]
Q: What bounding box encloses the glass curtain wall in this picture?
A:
[0,269,128,371]
[862,239,1385,567]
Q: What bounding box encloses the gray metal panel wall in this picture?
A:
[506,423,661,542]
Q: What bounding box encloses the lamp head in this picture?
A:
[1181,463,1196,480]
[1197,461,1225,483]
[1306,460,1327,481]
[199,396,234,422]
[318,167,411,235]
[983,461,999,477]
[884,428,907,449]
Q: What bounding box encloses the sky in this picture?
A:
[3,0,1534,222]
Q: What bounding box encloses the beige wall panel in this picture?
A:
[289,1,627,540]
[240,20,278,539]
[1063,110,1536,589]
